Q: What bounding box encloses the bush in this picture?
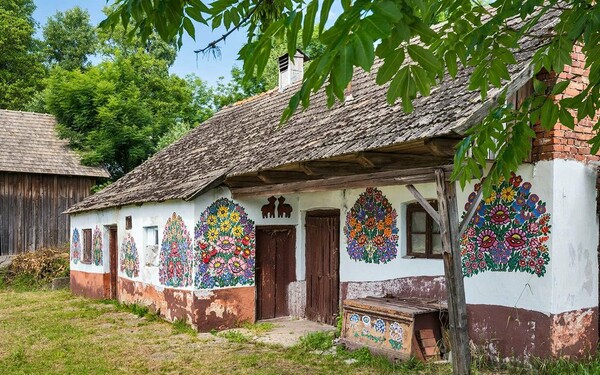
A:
[1,246,69,290]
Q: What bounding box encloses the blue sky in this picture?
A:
[33,1,246,85]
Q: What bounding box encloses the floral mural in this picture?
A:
[71,228,81,264]
[194,198,255,289]
[461,172,551,277]
[344,187,399,264]
[92,226,103,266]
[120,234,140,278]
[159,213,193,287]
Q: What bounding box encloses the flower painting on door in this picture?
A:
[71,228,81,264]
[344,187,399,264]
[120,234,140,278]
[159,213,193,287]
[92,226,103,266]
[461,173,551,277]
[194,198,255,289]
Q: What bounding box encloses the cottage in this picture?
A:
[0,110,109,258]
[67,10,599,360]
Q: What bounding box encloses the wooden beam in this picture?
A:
[424,138,460,157]
[231,165,453,198]
[406,185,440,224]
[355,152,376,168]
[435,168,471,375]
[458,187,483,236]
[453,63,535,136]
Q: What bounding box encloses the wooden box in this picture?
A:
[340,296,447,361]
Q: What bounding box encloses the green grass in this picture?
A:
[1,289,599,374]
[240,321,275,334]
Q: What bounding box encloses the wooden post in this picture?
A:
[435,168,471,375]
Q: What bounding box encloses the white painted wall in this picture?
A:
[69,159,598,316]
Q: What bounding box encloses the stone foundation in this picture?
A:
[341,276,447,301]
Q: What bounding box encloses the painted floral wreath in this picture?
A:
[92,226,103,266]
[71,228,81,264]
[461,172,551,277]
[344,187,399,264]
[159,213,193,287]
[194,198,255,289]
[120,234,140,278]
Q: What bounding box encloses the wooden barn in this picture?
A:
[0,109,109,258]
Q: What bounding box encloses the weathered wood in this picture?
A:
[109,226,118,300]
[435,168,471,375]
[453,63,535,135]
[459,187,483,236]
[424,138,461,157]
[231,166,453,198]
[406,185,440,224]
[0,171,97,256]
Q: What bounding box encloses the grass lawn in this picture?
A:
[0,289,452,375]
[0,289,599,375]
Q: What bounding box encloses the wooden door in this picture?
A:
[256,226,296,320]
[305,210,340,325]
[109,226,118,300]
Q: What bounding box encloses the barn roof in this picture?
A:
[0,110,110,178]
[67,10,557,214]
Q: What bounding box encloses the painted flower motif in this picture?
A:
[362,315,371,326]
[477,229,498,249]
[500,187,516,202]
[374,319,386,334]
[210,257,226,275]
[120,234,140,278]
[461,174,551,278]
[159,213,193,287]
[349,314,360,327]
[195,198,255,289]
[228,257,246,274]
[489,205,510,225]
[71,228,82,264]
[92,226,103,266]
[389,322,403,341]
[505,228,527,250]
[344,188,399,264]
[207,215,217,226]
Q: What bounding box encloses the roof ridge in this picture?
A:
[0,108,55,117]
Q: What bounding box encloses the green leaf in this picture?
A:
[353,30,374,70]
[332,43,354,90]
[287,12,302,57]
[376,49,404,85]
[183,17,195,40]
[411,65,431,97]
[540,100,559,130]
[445,49,458,77]
[551,80,569,95]
[373,1,402,22]
[185,7,206,24]
[362,15,391,40]
[407,45,442,74]
[319,0,334,35]
[303,1,318,49]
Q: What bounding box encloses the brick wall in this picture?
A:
[531,45,600,163]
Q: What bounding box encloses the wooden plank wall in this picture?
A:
[0,172,96,255]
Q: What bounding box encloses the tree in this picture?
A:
[42,51,197,179]
[42,7,97,71]
[101,0,599,190]
[0,0,46,110]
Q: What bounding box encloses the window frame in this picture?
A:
[406,200,442,259]
[82,228,93,264]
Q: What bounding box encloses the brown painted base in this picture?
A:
[341,276,447,302]
[70,270,111,299]
[118,278,256,332]
[468,304,598,359]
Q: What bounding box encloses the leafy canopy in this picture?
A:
[102,0,600,189]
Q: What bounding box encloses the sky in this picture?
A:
[33,1,247,85]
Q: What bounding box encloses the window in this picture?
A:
[125,216,132,230]
[144,226,159,266]
[406,201,443,259]
[82,228,92,264]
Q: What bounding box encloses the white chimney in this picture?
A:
[278,50,309,91]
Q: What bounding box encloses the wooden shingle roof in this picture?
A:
[0,110,109,178]
[67,10,557,214]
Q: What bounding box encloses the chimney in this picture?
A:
[278,50,309,92]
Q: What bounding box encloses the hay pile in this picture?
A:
[2,246,69,287]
